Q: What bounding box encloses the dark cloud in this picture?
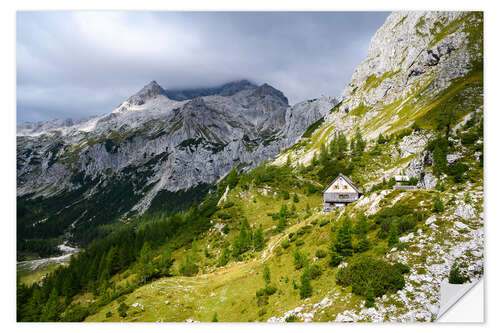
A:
[16,11,389,123]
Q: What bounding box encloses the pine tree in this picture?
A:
[158,249,173,276]
[353,214,371,237]
[277,216,287,232]
[226,167,239,189]
[40,288,62,322]
[137,242,154,284]
[299,269,313,299]
[253,224,264,251]
[218,242,231,267]
[358,234,370,253]
[293,193,299,203]
[335,217,353,257]
[263,264,271,285]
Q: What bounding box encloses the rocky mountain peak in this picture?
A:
[127,80,168,106]
[252,83,289,105]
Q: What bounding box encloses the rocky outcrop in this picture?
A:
[340,12,481,114]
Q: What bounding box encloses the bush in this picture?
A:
[296,239,305,247]
[179,256,199,276]
[365,285,375,308]
[223,201,235,209]
[293,193,299,203]
[308,264,322,280]
[392,262,410,274]
[117,302,129,318]
[264,285,277,295]
[281,240,290,249]
[329,251,342,267]
[283,190,290,200]
[106,311,112,318]
[294,249,308,270]
[315,249,327,258]
[336,256,405,297]
[433,196,445,213]
[397,215,417,234]
[449,262,467,284]
[285,315,298,322]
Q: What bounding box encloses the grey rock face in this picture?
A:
[17,80,336,214]
[340,11,478,113]
[316,11,482,147]
[422,173,437,190]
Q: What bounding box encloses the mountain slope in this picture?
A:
[17,80,338,253]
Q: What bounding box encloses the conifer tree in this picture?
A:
[300,269,313,299]
[253,224,264,251]
[218,242,231,267]
[226,167,239,189]
[335,217,353,257]
[263,264,271,285]
[277,216,287,232]
[40,288,62,322]
[293,193,299,203]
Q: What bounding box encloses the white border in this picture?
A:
[2,1,497,332]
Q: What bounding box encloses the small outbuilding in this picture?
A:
[323,173,363,211]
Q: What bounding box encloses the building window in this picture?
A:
[343,185,348,190]
[339,194,348,199]
[334,185,339,189]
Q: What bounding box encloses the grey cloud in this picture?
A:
[17,11,389,123]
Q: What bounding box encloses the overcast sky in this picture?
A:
[16,11,389,123]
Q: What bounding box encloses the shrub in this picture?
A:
[357,236,370,253]
[315,249,327,258]
[179,256,199,276]
[285,315,298,322]
[283,190,290,200]
[433,196,445,213]
[281,240,290,249]
[294,249,308,270]
[264,285,277,295]
[308,264,322,280]
[449,262,467,284]
[319,219,330,227]
[106,311,112,318]
[258,309,267,317]
[296,239,305,247]
[223,201,235,209]
[387,223,399,248]
[212,312,218,322]
[336,256,405,297]
[365,285,375,308]
[397,214,417,234]
[117,302,129,318]
[393,263,410,274]
[329,251,342,267]
[293,193,299,203]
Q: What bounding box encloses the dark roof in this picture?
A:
[323,173,363,194]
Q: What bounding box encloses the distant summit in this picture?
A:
[164,79,258,101]
[127,80,168,105]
